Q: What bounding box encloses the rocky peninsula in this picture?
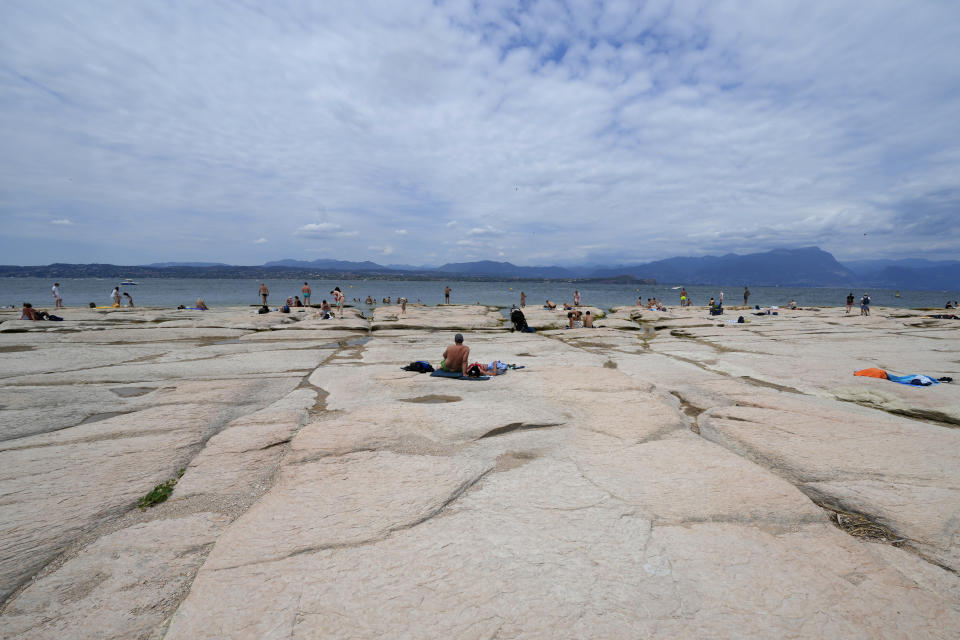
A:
[0,302,958,638]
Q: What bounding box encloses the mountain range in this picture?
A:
[1,247,957,290]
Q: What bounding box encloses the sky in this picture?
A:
[1,0,959,267]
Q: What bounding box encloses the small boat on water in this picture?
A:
[120,280,138,286]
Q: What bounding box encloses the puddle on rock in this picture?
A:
[0,345,35,353]
[79,411,130,425]
[495,451,538,472]
[401,394,462,404]
[110,387,156,398]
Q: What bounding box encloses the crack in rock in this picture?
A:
[478,422,564,439]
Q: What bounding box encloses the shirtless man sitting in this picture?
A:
[442,333,470,375]
[583,310,594,327]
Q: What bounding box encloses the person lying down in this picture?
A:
[466,360,524,377]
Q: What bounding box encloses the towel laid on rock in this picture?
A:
[430,369,490,381]
[854,368,949,386]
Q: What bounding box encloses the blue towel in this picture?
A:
[886,373,939,386]
[429,370,490,380]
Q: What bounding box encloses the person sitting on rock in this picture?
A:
[318,300,332,319]
[567,308,583,328]
[20,303,49,320]
[294,295,303,307]
[441,333,470,375]
[583,310,594,327]
[544,300,557,309]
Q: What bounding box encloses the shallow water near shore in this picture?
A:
[3,277,958,310]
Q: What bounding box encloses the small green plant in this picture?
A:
[138,468,185,510]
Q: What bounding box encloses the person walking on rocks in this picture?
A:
[846,292,855,314]
[51,282,63,309]
[301,282,311,306]
[860,293,871,316]
[743,286,750,306]
[444,286,451,304]
[442,333,470,375]
[259,283,269,306]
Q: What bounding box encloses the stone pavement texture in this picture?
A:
[0,302,958,639]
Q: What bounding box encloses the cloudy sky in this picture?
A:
[1,1,959,266]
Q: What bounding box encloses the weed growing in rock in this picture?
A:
[137,468,185,510]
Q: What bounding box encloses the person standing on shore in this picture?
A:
[573,290,581,306]
[331,286,344,317]
[680,288,687,307]
[51,282,63,309]
[860,293,871,316]
[743,286,750,306]
[719,290,724,306]
[846,292,855,313]
[111,287,121,307]
[302,282,311,306]
[520,291,526,308]
[259,283,269,306]
[444,286,451,304]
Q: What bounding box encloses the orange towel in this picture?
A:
[854,367,888,379]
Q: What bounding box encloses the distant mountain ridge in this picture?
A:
[590,247,856,286]
[435,260,575,279]
[2,247,956,289]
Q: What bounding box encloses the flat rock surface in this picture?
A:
[1,304,958,638]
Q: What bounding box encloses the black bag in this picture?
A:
[401,360,434,373]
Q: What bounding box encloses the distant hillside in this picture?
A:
[2,249,956,289]
[591,247,856,286]
[435,260,575,279]
[263,258,389,271]
[145,261,230,268]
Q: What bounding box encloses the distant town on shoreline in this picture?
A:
[2,247,959,290]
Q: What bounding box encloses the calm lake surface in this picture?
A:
[3,278,958,311]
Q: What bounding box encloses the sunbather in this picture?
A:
[442,333,470,375]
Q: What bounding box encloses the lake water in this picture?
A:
[2,277,958,311]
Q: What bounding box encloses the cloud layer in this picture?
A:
[1,0,958,265]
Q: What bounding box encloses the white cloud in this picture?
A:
[467,225,505,237]
[295,223,359,239]
[2,1,959,263]
[367,244,396,255]
[50,218,72,225]
[254,237,267,244]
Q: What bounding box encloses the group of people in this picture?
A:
[845,293,872,315]
[110,287,134,307]
[258,282,345,318]
[440,333,508,377]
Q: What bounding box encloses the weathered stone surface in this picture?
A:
[2,304,959,638]
[0,513,229,640]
